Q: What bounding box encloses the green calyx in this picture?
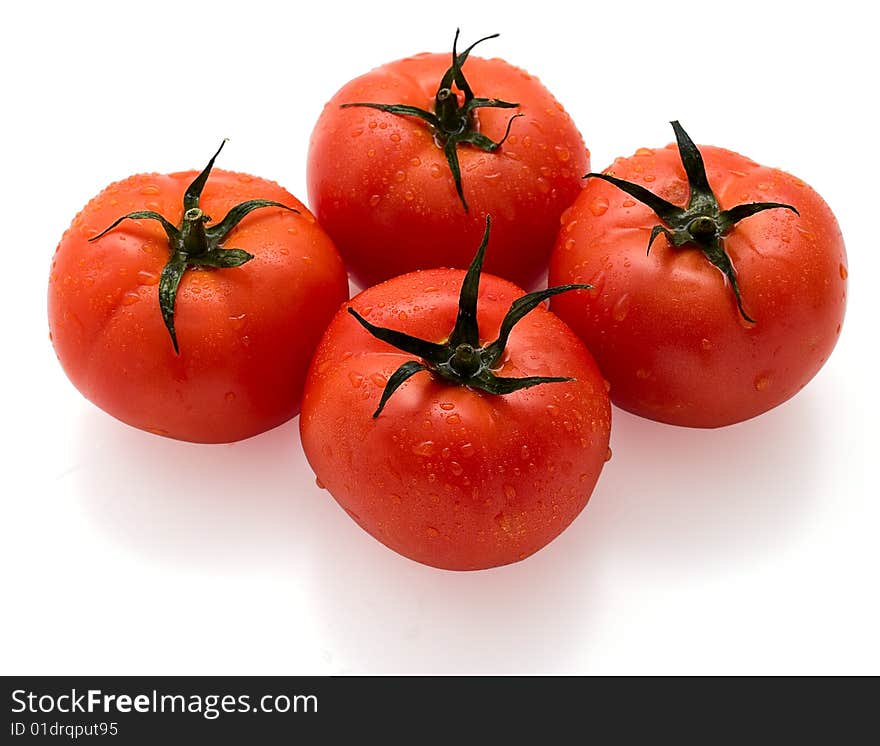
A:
[340,29,523,212]
[348,216,591,417]
[586,121,799,323]
[89,140,298,353]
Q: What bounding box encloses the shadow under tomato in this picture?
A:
[306,506,608,675]
[73,382,828,674]
[72,411,327,573]
[308,387,829,674]
[588,389,828,575]
[72,404,609,674]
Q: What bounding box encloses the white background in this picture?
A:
[2,0,876,674]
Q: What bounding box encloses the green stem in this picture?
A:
[340,30,521,211]
[585,121,800,323]
[347,216,592,417]
[449,344,481,378]
[435,88,466,134]
[180,208,210,256]
[89,142,298,354]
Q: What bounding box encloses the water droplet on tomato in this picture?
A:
[701,338,713,351]
[229,313,246,330]
[348,371,364,387]
[136,269,159,287]
[390,133,401,143]
[605,448,613,462]
[623,198,636,208]
[350,128,364,138]
[546,404,560,418]
[635,147,654,157]
[315,477,326,490]
[446,414,461,425]
[412,441,435,456]
[404,191,414,202]
[589,198,609,216]
[564,238,576,251]
[459,442,475,457]
[140,184,161,195]
[439,402,454,411]
[429,163,443,179]
[394,170,406,183]
[612,293,631,322]
[504,484,517,499]
[554,145,570,162]
[426,526,440,538]
[225,391,236,403]
[370,373,386,387]
[121,291,141,306]
[644,174,656,182]
[449,461,463,476]
[839,263,848,280]
[754,374,772,391]
[536,177,550,194]
[636,368,651,380]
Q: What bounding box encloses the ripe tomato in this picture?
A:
[300,219,610,570]
[549,122,847,427]
[49,142,348,443]
[307,31,589,290]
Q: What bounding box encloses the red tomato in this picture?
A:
[49,143,348,443]
[549,122,847,427]
[300,221,610,570]
[307,31,589,290]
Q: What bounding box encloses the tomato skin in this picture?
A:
[307,53,589,290]
[48,169,348,443]
[549,143,847,427]
[300,269,610,571]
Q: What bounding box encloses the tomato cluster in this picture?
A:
[48,32,847,570]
